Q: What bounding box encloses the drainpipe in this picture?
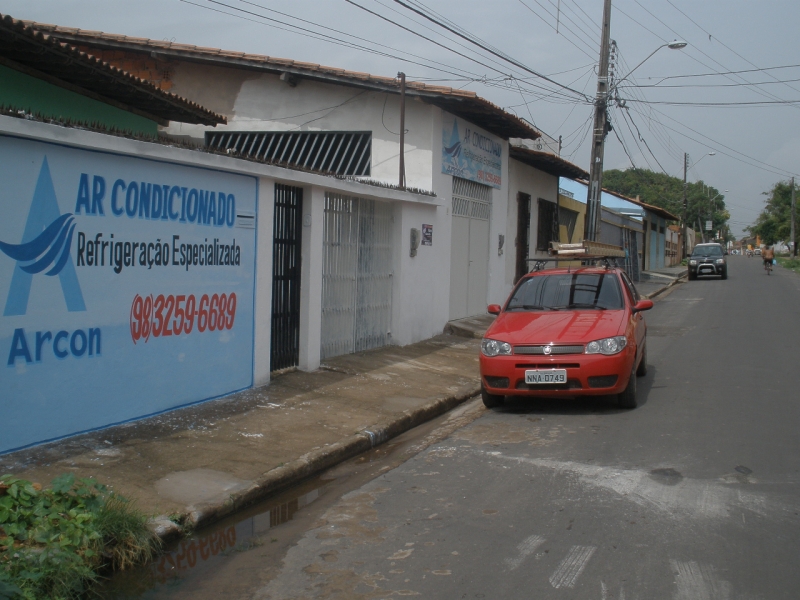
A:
[398,72,406,190]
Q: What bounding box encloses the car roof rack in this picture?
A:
[525,241,627,272]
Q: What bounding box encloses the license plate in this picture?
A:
[525,369,567,384]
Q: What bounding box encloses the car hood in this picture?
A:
[486,309,626,345]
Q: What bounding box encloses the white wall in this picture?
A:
[163,64,436,191]
[504,159,559,297]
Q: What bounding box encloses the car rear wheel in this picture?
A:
[481,386,505,408]
[636,342,648,377]
[618,367,638,409]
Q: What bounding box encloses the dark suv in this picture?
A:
[688,243,727,280]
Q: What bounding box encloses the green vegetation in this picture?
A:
[748,181,796,245]
[0,473,161,600]
[602,168,730,240]
[777,256,800,274]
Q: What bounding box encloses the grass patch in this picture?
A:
[776,256,800,274]
[0,473,161,600]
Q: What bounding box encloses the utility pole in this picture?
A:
[583,0,612,242]
[682,152,688,257]
[398,72,406,190]
[792,176,797,257]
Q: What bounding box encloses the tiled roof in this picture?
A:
[23,21,541,141]
[509,145,588,180]
[0,14,225,126]
[575,179,680,221]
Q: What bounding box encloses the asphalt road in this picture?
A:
[115,256,800,599]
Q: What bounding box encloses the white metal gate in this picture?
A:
[449,177,492,320]
[321,193,393,360]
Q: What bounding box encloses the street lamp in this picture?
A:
[683,152,716,257]
[583,11,688,242]
[610,40,688,92]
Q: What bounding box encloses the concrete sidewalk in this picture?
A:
[0,275,682,539]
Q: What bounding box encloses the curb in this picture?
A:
[644,273,686,300]
[153,385,480,539]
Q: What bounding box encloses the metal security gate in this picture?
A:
[449,177,492,320]
[622,228,640,282]
[321,193,393,360]
[270,184,303,371]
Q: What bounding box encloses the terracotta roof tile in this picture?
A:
[1,14,226,126]
[21,19,541,140]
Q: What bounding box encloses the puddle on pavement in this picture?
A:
[99,397,484,599]
[100,479,330,599]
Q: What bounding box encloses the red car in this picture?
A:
[480,265,653,409]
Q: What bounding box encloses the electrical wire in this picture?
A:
[663,0,800,98]
[626,0,800,112]
[515,0,599,59]
[389,0,593,101]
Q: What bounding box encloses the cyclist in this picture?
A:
[762,245,775,272]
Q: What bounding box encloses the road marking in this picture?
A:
[670,559,731,600]
[483,452,792,522]
[549,545,596,589]
[504,534,545,571]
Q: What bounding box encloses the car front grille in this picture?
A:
[515,379,582,391]
[515,363,580,369]
[513,345,584,355]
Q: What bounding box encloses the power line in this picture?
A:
[389,0,592,101]
[515,0,599,59]
[625,99,800,107]
[624,77,800,89]
[626,0,800,112]
[640,63,800,85]
[662,0,800,98]
[180,0,485,81]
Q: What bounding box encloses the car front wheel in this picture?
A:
[688,271,696,281]
[618,367,638,409]
[721,267,728,280]
[481,386,505,409]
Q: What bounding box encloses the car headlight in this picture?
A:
[585,336,628,356]
[689,259,697,265]
[481,339,512,357]
[715,259,724,264]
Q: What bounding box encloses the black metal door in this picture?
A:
[515,193,531,283]
[271,184,303,371]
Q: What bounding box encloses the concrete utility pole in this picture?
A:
[682,152,689,257]
[792,176,797,257]
[583,0,613,242]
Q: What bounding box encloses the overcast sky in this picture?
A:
[3,0,798,237]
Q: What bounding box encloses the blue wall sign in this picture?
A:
[0,136,257,453]
[441,116,503,189]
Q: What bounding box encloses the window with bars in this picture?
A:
[558,206,579,243]
[451,177,492,221]
[205,130,371,176]
[536,199,558,252]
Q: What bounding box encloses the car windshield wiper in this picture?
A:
[564,303,607,310]
[507,304,559,311]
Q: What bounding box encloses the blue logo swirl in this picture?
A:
[0,213,76,276]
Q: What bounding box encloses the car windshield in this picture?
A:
[507,273,624,311]
[692,246,723,257]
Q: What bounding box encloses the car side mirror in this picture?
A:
[487,304,501,315]
[633,299,654,313]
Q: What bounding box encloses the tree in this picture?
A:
[748,180,794,245]
[602,168,730,240]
